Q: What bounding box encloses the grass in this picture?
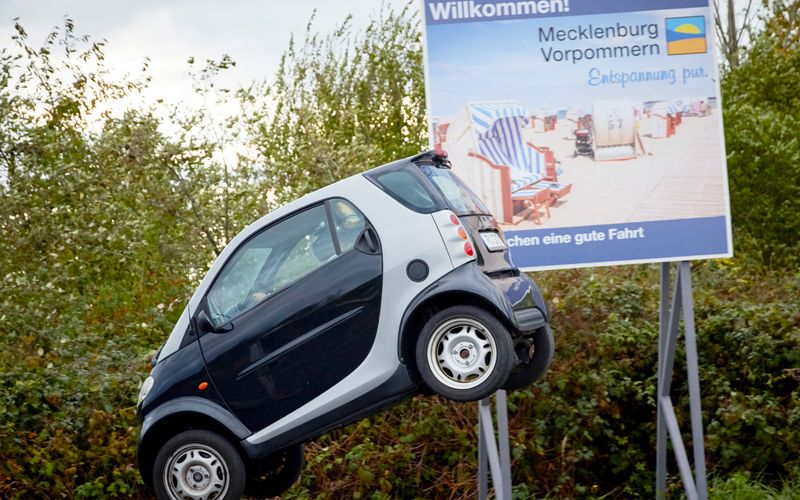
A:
[708,473,800,500]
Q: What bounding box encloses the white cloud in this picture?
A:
[104,7,199,104]
[1,0,412,109]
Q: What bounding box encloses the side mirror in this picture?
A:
[196,310,233,334]
[196,310,215,333]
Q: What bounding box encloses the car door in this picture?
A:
[197,199,382,432]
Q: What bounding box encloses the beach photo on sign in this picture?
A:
[425,8,729,232]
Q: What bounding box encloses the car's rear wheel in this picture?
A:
[416,305,514,402]
[152,429,245,500]
[503,325,554,391]
[244,443,304,499]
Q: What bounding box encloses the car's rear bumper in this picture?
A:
[485,270,548,333]
[513,306,547,332]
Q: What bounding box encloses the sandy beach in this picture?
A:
[503,113,728,230]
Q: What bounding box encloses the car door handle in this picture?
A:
[356,226,381,254]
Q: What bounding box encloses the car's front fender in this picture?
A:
[139,396,250,444]
[137,396,252,487]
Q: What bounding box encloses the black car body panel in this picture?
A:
[136,340,245,481]
[138,340,228,421]
[198,247,383,432]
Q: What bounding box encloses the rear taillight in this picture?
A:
[431,210,476,266]
[449,213,474,256]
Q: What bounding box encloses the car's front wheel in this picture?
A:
[152,429,245,500]
[416,305,515,402]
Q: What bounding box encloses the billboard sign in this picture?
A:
[421,0,732,270]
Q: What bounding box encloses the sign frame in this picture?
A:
[420,0,733,272]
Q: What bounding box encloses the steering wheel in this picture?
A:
[241,286,272,311]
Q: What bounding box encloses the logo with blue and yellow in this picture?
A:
[666,16,707,55]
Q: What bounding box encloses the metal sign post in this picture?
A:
[476,261,708,499]
[656,262,708,499]
[478,390,513,500]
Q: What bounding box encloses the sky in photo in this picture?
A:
[0,0,409,108]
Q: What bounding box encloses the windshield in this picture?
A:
[418,164,490,216]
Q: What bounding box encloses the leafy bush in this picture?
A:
[0,20,216,498]
[721,1,800,267]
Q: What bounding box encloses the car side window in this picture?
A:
[271,212,336,290]
[206,204,334,328]
[418,164,490,216]
[329,199,366,253]
[372,170,436,212]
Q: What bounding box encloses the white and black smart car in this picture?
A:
[136,150,554,499]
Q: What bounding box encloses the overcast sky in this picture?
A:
[0,0,412,107]
[0,0,753,113]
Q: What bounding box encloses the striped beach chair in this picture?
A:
[465,103,570,223]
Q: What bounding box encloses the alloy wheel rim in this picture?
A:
[163,443,229,500]
[427,317,497,390]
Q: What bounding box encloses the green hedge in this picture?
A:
[1,259,797,498]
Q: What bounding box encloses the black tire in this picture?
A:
[503,325,554,391]
[244,444,305,499]
[152,429,245,500]
[415,305,515,402]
